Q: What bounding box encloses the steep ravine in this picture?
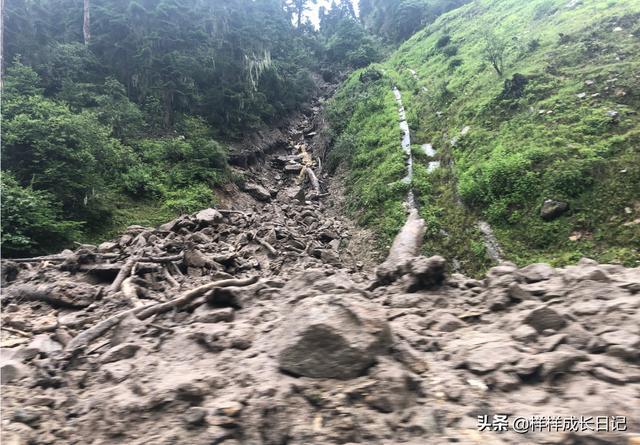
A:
[1,94,640,445]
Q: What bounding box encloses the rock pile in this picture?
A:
[1,100,639,445]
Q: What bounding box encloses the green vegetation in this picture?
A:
[359,0,470,42]
[329,0,640,274]
[327,67,408,248]
[2,0,380,257]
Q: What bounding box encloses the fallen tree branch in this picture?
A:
[1,283,95,308]
[4,252,183,264]
[255,237,277,256]
[121,277,144,308]
[163,268,180,288]
[65,276,259,352]
[1,326,32,337]
[135,276,258,319]
[108,256,138,294]
[217,209,246,216]
[7,255,71,263]
[304,167,321,194]
[142,253,184,263]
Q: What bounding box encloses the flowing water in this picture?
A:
[393,87,416,209]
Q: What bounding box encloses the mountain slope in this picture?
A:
[329,0,640,275]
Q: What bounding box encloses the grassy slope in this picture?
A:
[330,0,640,275]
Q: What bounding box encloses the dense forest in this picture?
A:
[2,0,638,274]
[1,0,387,256]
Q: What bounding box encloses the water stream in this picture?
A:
[393,87,416,209]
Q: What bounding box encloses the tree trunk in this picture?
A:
[83,0,90,44]
[375,209,426,284]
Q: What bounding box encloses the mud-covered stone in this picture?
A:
[278,294,392,379]
[523,306,567,333]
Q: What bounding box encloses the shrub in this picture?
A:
[436,34,451,48]
[162,184,215,214]
[448,58,464,70]
[1,173,82,256]
[121,165,166,198]
[442,44,459,58]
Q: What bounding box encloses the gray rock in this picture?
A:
[193,307,235,324]
[539,349,588,378]
[195,208,223,225]
[184,248,212,268]
[600,330,640,349]
[563,323,593,349]
[20,334,63,360]
[0,360,30,384]
[591,367,627,385]
[406,255,446,291]
[523,306,567,333]
[100,343,141,364]
[564,264,611,282]
[363,358,418,413]
[489,262,519,275]
[436,313,465,332]
[540,199,568,220]
[101,362,133,383]
[183,407,208,427]
[517,263,554,282]
[12,407,42,426]
[386,293,423,309]
[466,344,521,374]
[514,356,542,377]
[97,241,118,253]
[320,249,341,266]
[244,183,272,202]
[571,300,604,316]
[511,325,538,343]
[287,186,306,203]
[488,371,520,391]
[277,294,392,379]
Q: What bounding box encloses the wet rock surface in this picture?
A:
[2,100,640,445]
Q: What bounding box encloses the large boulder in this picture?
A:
[277,294,392,379]
[540,199,568,220]
[195,208,223,225]
[243,182,272,202]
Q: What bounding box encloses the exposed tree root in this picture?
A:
[108,256,139,294]
[1,283,97,308]
[65,276,259,352]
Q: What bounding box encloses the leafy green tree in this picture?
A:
[482,31,508,76]
[359,0,469,42]
[1,173,82,256]
[2,64,127,220]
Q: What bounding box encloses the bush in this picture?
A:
[1,173,82,256]
[2,89,124,219]
[441,44,459,58]
[542,158,597,198]
[436,34,451,48]
[121,165,166,198]
[448,58,464,70]
[162,184,215,214]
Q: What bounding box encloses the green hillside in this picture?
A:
[328,0,640,275]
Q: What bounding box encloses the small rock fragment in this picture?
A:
[100,343,141,364]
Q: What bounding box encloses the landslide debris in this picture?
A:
[1,105,639,445]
